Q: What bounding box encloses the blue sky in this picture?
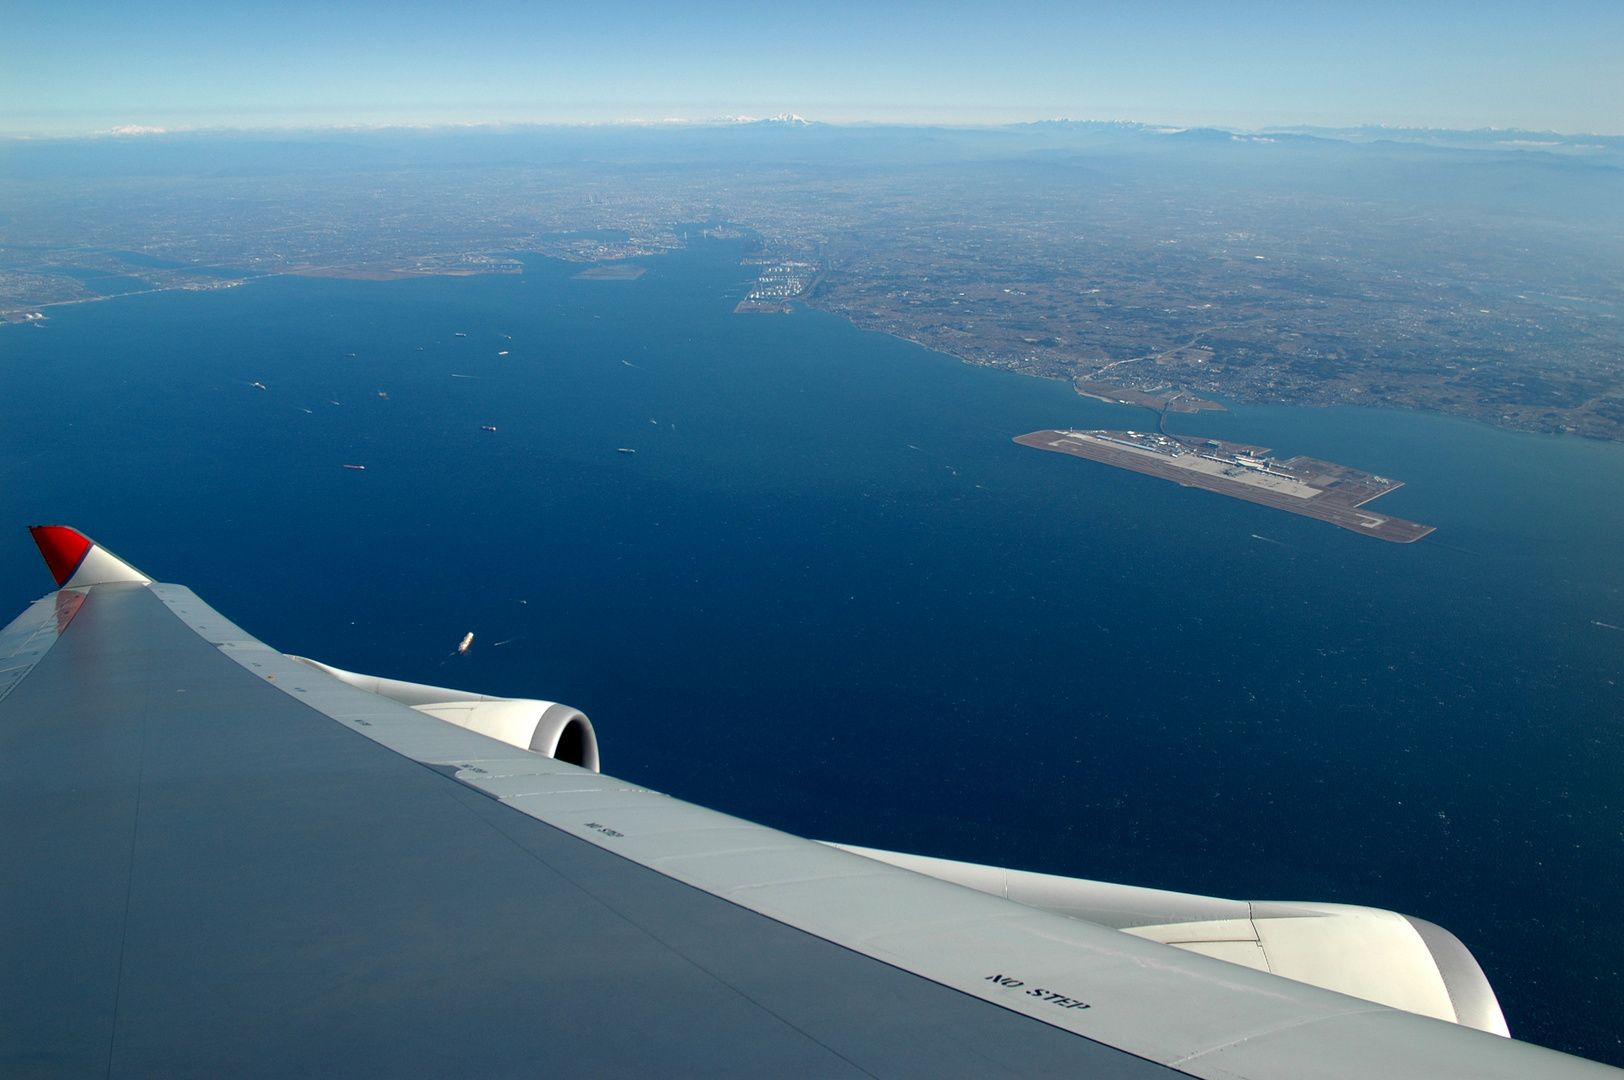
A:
[3,1,1620,136]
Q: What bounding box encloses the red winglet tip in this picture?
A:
[29,525,94,587]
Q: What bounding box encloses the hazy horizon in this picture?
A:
[5,2,1620,137]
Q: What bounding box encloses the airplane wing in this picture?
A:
[2,527,1616,1079]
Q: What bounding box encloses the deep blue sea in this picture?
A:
[3,240,1622,1061]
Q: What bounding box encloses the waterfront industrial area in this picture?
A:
[6,123,1621,440]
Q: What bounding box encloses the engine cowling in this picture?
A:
[411,699,596,769]
[827,842,1508,1037]
[287,656,599,772]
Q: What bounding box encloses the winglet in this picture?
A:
[29,526,151,588]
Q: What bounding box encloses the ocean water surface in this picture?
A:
[2,240,1621,1061]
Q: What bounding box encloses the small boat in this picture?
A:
[616,447,636,454]
[497,350,509,356]
[481,425,497,432]
[456,632,474,654]
[454,332,467,337]
[251,382,267,390]
[343,464,366,470]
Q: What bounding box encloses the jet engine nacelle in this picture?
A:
[287,656,598,772]
[411,698,596,769]
[829,843,1509,1037]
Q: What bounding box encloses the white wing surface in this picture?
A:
[1,528,1613,1079]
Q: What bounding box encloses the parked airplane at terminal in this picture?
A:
[2,527,1615,1078]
